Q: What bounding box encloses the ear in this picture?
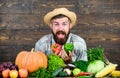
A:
[70,23,72,29]
[49,24,52,29]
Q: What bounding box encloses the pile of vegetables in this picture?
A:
[86,46,106,75]
[50,44,120,77]
[73,46,119,78]
[27,46,120,78]
[1,46,119,78]
[28,54,66,78]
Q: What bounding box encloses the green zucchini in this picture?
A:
[52,67,63,77]
[58,71,68,77]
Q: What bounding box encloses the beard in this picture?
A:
[52,30,70,45]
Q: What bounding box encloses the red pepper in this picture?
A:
[75,72,92,77]
[52,43,62,55]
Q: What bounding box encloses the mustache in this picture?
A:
[56,30,66,35]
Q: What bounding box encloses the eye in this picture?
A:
[63,22,69,26]
[55,23,59,26]
[52,23,59,26]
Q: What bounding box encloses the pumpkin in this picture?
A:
[15,48,47,73]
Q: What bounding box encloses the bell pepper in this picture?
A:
[64,43,74,54]
[52,43,62,55]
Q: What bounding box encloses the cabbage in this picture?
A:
[87,60,105,74]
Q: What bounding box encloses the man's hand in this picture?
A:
[58,49,74,63]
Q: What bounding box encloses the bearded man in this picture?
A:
[35,8,87,63]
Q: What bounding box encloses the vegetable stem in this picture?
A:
[31,48,34,52]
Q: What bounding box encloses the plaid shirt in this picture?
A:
[35,33,87,62]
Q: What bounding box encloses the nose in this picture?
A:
[58,24,64,30]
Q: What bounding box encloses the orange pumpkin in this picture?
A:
[15,48,47,73]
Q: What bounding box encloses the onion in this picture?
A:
[64,68,71,76]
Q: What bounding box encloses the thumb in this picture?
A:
[69,51,73,57]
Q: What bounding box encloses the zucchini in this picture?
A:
[58,71,68,77]
[52,67,63,77]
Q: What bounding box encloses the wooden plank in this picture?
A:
[0,0,75,14]
[0,29,51,45]
[0,0,120,14]
[86,39,120,48]
[1,12,119,29]
[76,0,120,14]
[0,14,45,29]
[77,13,120,25]
[0,45,33,64]
[0,28,119,45]
[73,24,120,35]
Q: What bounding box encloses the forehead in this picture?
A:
[51,17,70,23]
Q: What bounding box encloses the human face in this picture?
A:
[50,17,72,45]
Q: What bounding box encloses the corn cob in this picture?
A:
[111,70,120,77]
[95,63,117,77]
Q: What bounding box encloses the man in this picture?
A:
[35,8,87,63]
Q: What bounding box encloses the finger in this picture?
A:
[54,51,58,55]
[68,52,72,57]
[58,51,61,56]
[64,57,70,61]
[63,53,69,60]
[69,51,74,57]
[61,53,67,60]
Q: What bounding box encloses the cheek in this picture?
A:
[51,27,57,34]
[64,27,70,33]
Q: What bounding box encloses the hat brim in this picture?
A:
[44,8,77,27]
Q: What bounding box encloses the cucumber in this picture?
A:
[52,67,63,77]
[58,71,68,77]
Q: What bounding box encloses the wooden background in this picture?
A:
[0,0,120,69]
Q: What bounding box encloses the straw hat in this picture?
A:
[44,8,77,27]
